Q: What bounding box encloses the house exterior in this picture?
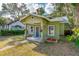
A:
[20,14,69,42]
[0,17,12,30]
[7,20,25,30]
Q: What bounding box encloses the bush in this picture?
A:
[72,28,79,36]
[75,37,79,47]
[72,28,79,47]
[0,30,25,36]
[66,35,74,42]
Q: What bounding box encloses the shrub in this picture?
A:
[66,35,74,42]
[0,30,25,36]
[72,28,79,36]
[72,28,79,47]
[75,37,79,47]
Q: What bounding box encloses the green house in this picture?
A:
[20,14,69,42]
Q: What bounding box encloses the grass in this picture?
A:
[0,39,79,56]
[9,35,24,41]
[0,43,46,56]
[0,35,46,56]
[1,35,79,56]
[0,39,10,48]
[0,35,24,48]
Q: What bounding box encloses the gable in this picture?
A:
[9,21,25,27]
[21,15,46,24]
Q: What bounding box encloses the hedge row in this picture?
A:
[0,30,25,36]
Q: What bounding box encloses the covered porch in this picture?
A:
[24,23,44,42]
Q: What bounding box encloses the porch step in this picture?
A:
[27,37,41,42]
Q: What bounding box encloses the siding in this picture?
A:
[43,21,64,40]
[21,15,65,41]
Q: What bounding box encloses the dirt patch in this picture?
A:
[33,42,79,56]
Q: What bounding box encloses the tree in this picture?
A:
[49,3,65,17]
[49,3,75,28]
[64,4,75,28]
[2,3,29,20]
[36,7,45,15]
[72,3,79,27]
[0,17,7,30]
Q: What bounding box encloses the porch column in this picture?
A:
[40,21,43,41]
[24,24,27,39]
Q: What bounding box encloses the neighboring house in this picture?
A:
[20,14,69,42]
[0,17,12,30]
[7,20,25,30]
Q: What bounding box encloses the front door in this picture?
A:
[35,26,40,37]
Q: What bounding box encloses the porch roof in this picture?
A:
[49,16,69,23]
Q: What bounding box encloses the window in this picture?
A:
[48,25,55,36]
[27,25,34,34]
[30,26,34,33]
[29,26,34,34]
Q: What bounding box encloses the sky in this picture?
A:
[45,3,55,14]
[0,3,2,11]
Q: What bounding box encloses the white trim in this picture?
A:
[48,25,55,36]
[35,26,40,37]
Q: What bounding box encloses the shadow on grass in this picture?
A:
[32,42,57,56]
[32,41,79,56]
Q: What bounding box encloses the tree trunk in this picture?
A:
[75,4,79,27]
